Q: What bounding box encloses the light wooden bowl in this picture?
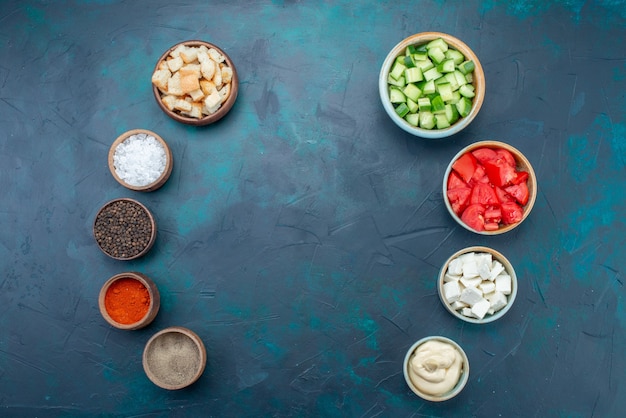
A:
[437,246,518,324]
[443,140,537,235]
[403,336,470,402]
[98,272,160,330]
[379,32,485,139]
[108,129,173,192]
[152,40,239,126]
[143,327,207,390]
[93,198,157,260]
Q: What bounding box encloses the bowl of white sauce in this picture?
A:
[108,129,173,192]
[403,336,469,401]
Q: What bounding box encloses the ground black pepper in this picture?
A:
[94,199,154,259]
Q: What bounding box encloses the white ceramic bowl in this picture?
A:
[438,246,518,324]
[403,336,469,401]
[443,140,537,235]
[379,32,485,139]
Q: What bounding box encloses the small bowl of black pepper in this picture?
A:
[93,198,156,260]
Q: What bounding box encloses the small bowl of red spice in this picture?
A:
[98,272,160,330]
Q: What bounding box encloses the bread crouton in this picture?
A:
[220,65,233,84]
[208,48,224,63]
[166,56,184,73]
[203,90,221,110]
[167,72,183,96]
[218,84,230,104]
[180,46,198,64]
[188,88,205,102]
[151,68,171,92]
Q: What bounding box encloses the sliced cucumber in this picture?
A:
[459,84,475,98]
[386,37,477,130]
[387,74,406,88]
[404,67,423,83]
[455,97,473,117]
[403,83,422,102]
[395,102,410,118]
[405,112,420,126]
[419,111,435,129]
[390,61,406,80]
[426,38,449,52]
[389,87,406,103]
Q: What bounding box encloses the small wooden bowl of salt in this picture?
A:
[108,129,173,192]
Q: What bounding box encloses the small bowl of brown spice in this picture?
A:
[98,272,160,330]
[93,198,156,260]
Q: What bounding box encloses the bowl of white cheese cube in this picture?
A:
[438,246,517,324]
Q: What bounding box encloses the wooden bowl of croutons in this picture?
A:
[151,40,239,126]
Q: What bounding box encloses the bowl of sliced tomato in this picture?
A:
[443,140,537,234]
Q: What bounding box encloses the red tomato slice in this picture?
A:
[505,182,529,205]
[485,206,502,224]
[511,171,529,185]
[461,204,486,231]
[470,164,489,184]
[494,186,515,203]
[501,202,524,224]
[447,187,472,215]
[484,222,500,231]
[483,159,518,187]
[496,149,516,167]
[471,147,498,163]
[447,171,466,190]
[451,153,477,183]
[470,183,499,206]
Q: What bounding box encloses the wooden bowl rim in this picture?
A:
[152,40,239,126]
[108,129,173,192]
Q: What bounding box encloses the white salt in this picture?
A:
[113,133,167,187]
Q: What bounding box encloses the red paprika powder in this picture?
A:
[104,277,150,324]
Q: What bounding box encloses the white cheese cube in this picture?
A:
[495,274,512,295]
[460,277,482,289]
[462,260,479,279]
[443,281,462,303]
[475,252,493,267]
[459,286,483,306]
[478,260,492,280]
[451,301,468,311]
[488,291,508,312]
[444,273,461,283]
[447,258,464,276]
[471,298,491,319]
[489,260,505,281]
[461,307,475,318]
[487,308,495,315]
[458,252,476,264]
[479,281,496,294]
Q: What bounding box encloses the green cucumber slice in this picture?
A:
[395,102,410,117]
[403,83,422,102]
[389,87,406,103]
[426,38,449,52]
[404,67,423,83]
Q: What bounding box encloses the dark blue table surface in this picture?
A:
[1,1,625,417]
